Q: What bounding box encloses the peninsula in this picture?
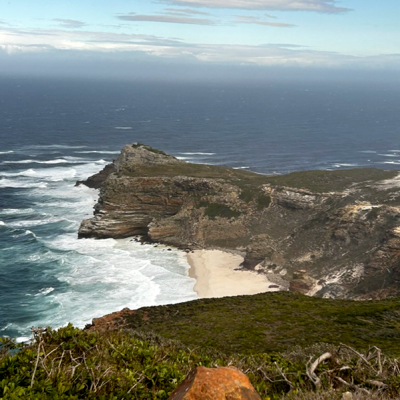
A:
[78,143,400,300]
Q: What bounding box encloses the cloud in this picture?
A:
[0,25,398,72]
[233,15,295,27]
[164,0,351,13]
[53,19,86,29]
[164,8,211,16]
[117,12,216,25]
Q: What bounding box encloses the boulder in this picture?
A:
[167,366,262,400]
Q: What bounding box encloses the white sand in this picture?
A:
[187,249,279,298]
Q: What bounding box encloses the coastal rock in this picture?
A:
[289,269,317,295]
[167,366,262,400]
[114,143,180,170]
[78,143,400,299]
[75,163,116,189]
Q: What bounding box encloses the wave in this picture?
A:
[359,150,377,154]
[0,208,35,215]
[23,230,37,238]
[233,166,250,170]
[0,221,4,226]
[1,168,77,181]
[176,156,193,160]
[179,152,216,156]
[388,150,400,153]
[3,159,69,165]
[6,216,75,228]
[0,179,48,189]
[23,145,88,149]
[2,158,107,166]
[382,161,400,165]
[332,163,358,168]
[35,287,55,296]
[75,151,120,154]
[378,154,397,157]
[0,150,14,154]
[114,126,132,130]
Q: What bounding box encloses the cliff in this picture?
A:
[78,143,400,299]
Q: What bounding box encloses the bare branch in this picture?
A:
[366,379,388,389]
[306,352,332,388]
[335,376,371,394]
[274,361,294,389]
[338,344,377,374]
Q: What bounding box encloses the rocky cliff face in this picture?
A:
[78,143,400,299]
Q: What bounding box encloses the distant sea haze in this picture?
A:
[0,77,399,340]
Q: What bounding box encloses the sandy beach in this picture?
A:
[187,249,280,298]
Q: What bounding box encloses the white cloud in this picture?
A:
[53,19,86,29]
[165,0,351,13]
[117,12,216,25]
[0,26,398,71]
[233,15,295,27]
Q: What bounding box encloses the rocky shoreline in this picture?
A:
[77,143,400,300]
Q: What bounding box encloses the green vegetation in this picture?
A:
[131,143,168,156]
[1,324,398,399]
[257,193,271,210]
[120,156,398,206]
[200,202,242,219]
[109,292,400,356]
[121,158,396,193]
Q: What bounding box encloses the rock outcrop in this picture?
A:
[167,367,262,400]
[78,143,400,299]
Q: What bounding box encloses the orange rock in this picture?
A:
[167,366,262,400]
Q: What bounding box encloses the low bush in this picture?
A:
[0,326,398,399]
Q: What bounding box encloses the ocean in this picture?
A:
[0,76,399,341]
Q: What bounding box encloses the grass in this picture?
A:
[120,161,397,192]
[118,158,398,209]
[101,292,400,357]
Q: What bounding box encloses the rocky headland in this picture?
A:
[78,143,400,300]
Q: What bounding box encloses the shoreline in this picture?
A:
[187,249,281,298]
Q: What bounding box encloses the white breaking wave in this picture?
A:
[23,145,88,149]
[0,208,35,215]
[0,150,14,154]
[7,216,75,228]
[382,161,400,165]
[332,163,358,168]
[179,152,216,156]
[114,126,133,130]
[2,158,107,166]
[378,154,397,157]
[233,166,250,170]
[0,179,48,189]
[3,159,69,165]
[176,156,193,160]
[75,151,120,154]
[1,168,77,181]
[359,150,377,154]
[35,287,55,296]
[1,151,197,340]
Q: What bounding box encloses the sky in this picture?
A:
[0,0,399,81]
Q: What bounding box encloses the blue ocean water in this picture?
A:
[0,77,399,340]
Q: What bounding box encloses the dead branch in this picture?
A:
[335,376,370,395]
[366,379,388,389]
[30,341,43,388]
[274,361,294,389]
[338,344,377,374]
[306,352,332,389]
[367,346,383,375]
